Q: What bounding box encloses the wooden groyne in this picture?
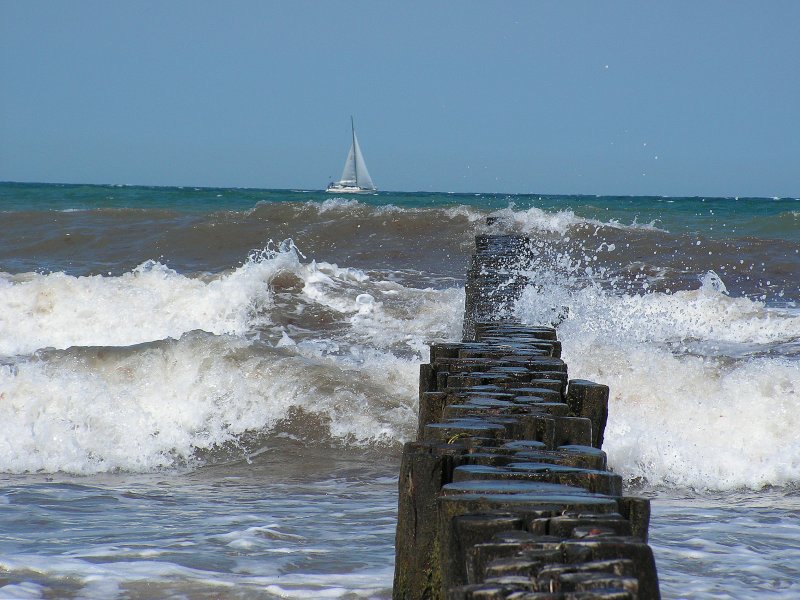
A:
[393,234,660,599]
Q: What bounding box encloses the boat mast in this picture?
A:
[351,116,358,187]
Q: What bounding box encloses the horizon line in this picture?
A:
[0,179,795,201]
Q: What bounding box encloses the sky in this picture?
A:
[1,1,798,197]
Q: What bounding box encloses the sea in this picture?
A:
[0,182,798,599]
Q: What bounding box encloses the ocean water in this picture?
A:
[0,182,798,599]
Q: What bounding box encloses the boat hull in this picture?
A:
[326,185,377,194]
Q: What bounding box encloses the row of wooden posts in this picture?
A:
[392,234,660,599]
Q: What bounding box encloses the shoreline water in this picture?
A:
[0,183,798,598]
[0,446,401,599]
[3,465,799,598]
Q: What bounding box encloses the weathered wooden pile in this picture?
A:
[393,234,660,599]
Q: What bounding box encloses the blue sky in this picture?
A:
[1,1,798,196]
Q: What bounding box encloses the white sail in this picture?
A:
[328,118,376,193]
[338,144,358,186]
[352,134,375,190]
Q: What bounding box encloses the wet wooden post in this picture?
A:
[393,231,660,599]
[567,379,610,449]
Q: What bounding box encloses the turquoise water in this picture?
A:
[3,182,798,243]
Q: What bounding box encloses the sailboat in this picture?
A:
[326,117,377,193]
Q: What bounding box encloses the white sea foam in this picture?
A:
[442,204,487,222]
[0,241,459,357]
[486,204,663,236]
[256,197,664,237]
[315,197,362,212]
[0,259,269,356]
[0,327,424,474]
[0,246,464,474]
[515,271,800,490]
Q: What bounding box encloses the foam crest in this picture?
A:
[515,275,800,490]
[487,204,662,236]
[0,257,283,356]
[311,197,485,223]
[541,273,800,350]
[442,204,487,222]
[488,205,589,235]
[346,285,464,356]
[0,331,420,474]
[0,242,398,357]
[315,197,362,212]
